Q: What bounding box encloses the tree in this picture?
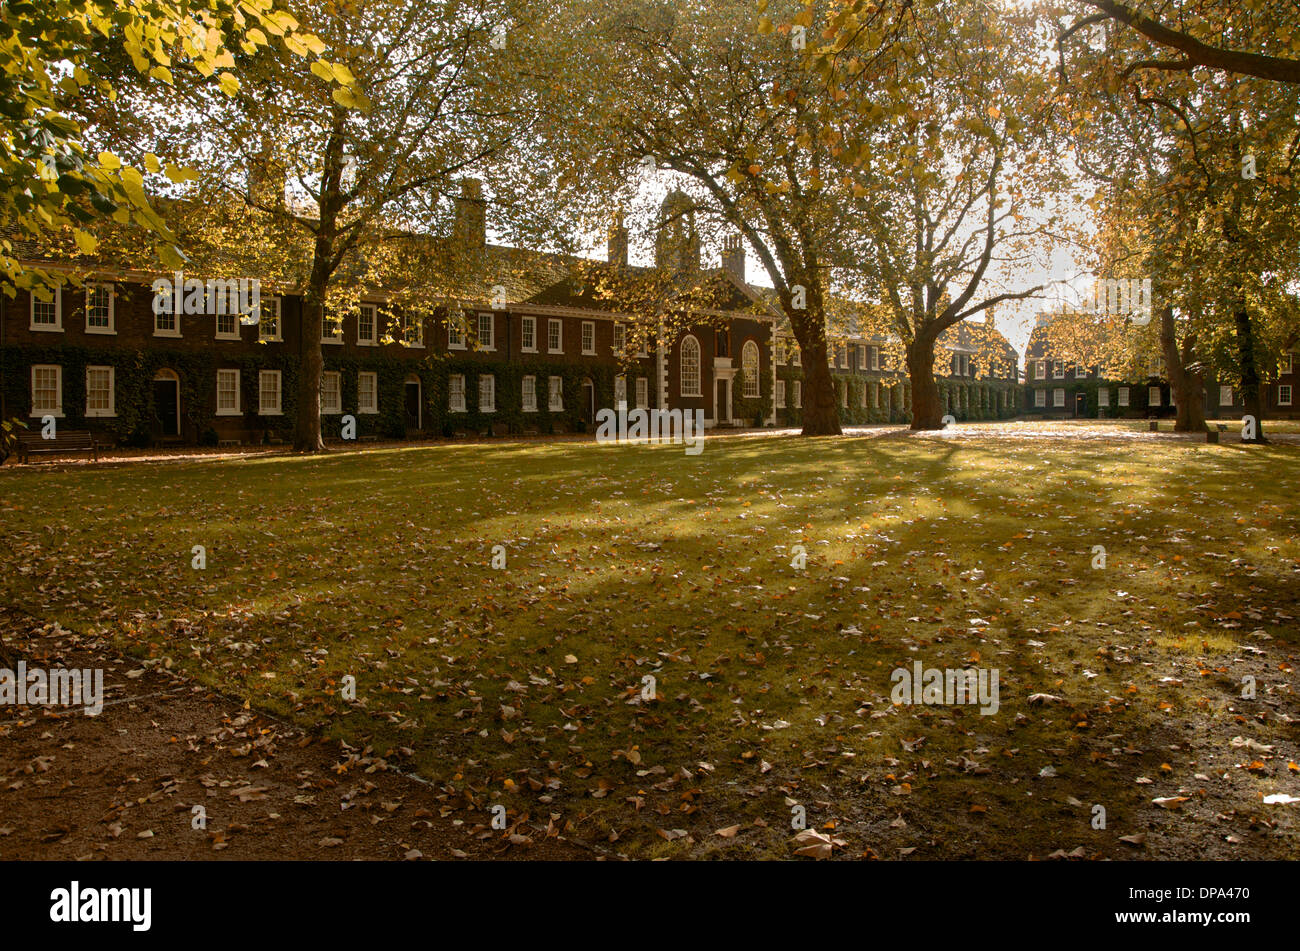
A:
[805,0,1069,429]
[0,0,345,295]
[109,0,582,451]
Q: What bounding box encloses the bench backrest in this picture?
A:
[15,430,96,449]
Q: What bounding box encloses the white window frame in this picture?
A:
[680,335,702,397]
[635,377,648,410]
[321,312,344,345]
[792,344,801,367]
[614,374,627,407]
[259,297,282,342]
[1118,386,1130,407]
[522,375,537,412]
[548,375,564,411]
[841,383,849,408]
[1282,353,1294,375]
[478,312,494,351]
[1034,389,1046,408]
[85,365,115,417]
[793,379,802,408]
[258,370,282,415]
[448,313,466,350]
[401,312,424,348]
[1149,386,1161,407]
[448,374,466,413]
[85,283,115,335]
[358,372,378,414]
[479,374,496,412]
[30,364,62,417]
[216,368,241,416]
[30,287,62,332]
[1034,360,1044,380]
[548,318,563,354]
[1052,360,1064,380]
[1053,388,1065,408]
[321,370,342,414]
[215,305,240,340]
[613,322,626,354]
[1098,387,1110,408]
[581,320,595,355]
[742,340,760,398]
[1219,385,1233,407]
[521,315,537,353]
[1280,384,1293,407]
[155,288,181,337]
[1075,364,1086,379]
[870,346,880,372]
[775,379,786,408]
[358,303,378,346]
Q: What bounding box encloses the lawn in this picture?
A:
[2,427,1298,859]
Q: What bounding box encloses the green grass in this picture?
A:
[3,428,1299,859]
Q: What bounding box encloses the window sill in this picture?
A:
[260,337,283,344]
[477,346,496,353]
[31,411,65,417]
[582,350,596,356]
[523,407,537,413]
[85,411,116,418]
[86,327,116,335]
[259,410,283,416]
[521,347,537,354]
[216,334,241,341]
[448,344,467,351]
[357,340,377,347]
[449,407,467,414]
[321,339,344,346]
[29,325,63,333]
[216,409,243,417]
[154,330,182,338]
[548,405,564,412]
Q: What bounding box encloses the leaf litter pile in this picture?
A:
[1,429,1297,860]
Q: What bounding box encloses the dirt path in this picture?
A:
[0,611,593,861]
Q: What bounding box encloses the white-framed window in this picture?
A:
[548,375,564,411]
[85,365,114,417]
[680,335,701,397]
[548,318,562,354]
[1280,384,1293,407]
[259,370,282,415]
[861,380,869,408]
[635,377,648,409]
[1034,389,1046,408]
[1219,385,1233,407]
[478,312,494,350]
[30,287,61,331]
[448,313,466,349]
[216,369,241,415]
[776,379,787,408]
[857,344,867,369]
[742,340,759,398]
[479,374,496,412]
[871,382,879,407]
[1033,360,1044,380]
[448,374,466,412]
[775,337,786,365]
[215,306,239,339]
[1053,388,1065,408]
[1075,365,1086,379]
[321,371,341,414]
[322,313,343,344]
[521,315,536,353]
[155,290,180,337]
[581,321,595,355]
[358,372,378,414]
[1098,387,1110,408]
[259,297,282,342]
[85,283,114,334]
[793,379,802,408]
[871,346,880,372]
[1052,361,1064,379]
[522,375,537,412]
[636,331,648,358]
[792,344,801,367]
[841,383,849,408]
[614,375,627,407]
[1282,353,1294,375]
[402,312,423,347]
[358,304,377,346]
[1118,386,1130,407]
[1149,386,1161,407]
[613,322,626,354]
[31,365,62,416]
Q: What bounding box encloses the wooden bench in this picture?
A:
[15,430,98,463]
[218,439,241,448]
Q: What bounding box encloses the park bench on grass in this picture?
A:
[15,429,98,463]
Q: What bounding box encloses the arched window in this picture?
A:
[742,340,759,398]
[680,335,701,397]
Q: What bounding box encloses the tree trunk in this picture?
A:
[906,338,942,430]
[1159,304,1206,432]
[798,340,842,436]
[294,246,331,453]
[1234,305,1268,443]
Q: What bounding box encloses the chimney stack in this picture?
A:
[608,213,629,268]
[453,178,486,249]
[722,234,744,282]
